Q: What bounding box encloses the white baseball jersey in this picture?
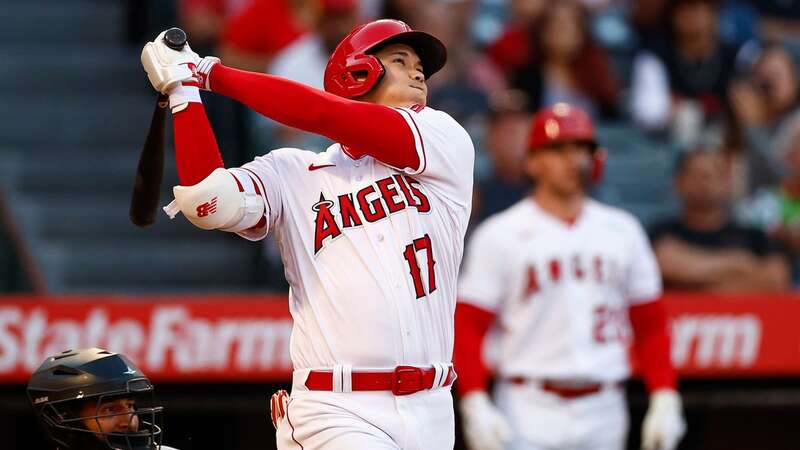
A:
[458,198,661,383]
[231,106,473,370]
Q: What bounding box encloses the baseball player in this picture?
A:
[140,19,473,450]
[454,103,686,450]
[27,348,178,450]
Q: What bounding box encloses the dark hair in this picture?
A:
[514,0,618,114]
[673,148,717,177]
[667,0,720,32]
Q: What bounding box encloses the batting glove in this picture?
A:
[140,29,203,94]
[641,389,686,450]
[460,391,513,450]
[269,390,290,430]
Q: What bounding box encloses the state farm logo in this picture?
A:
[0,306,292,375]
[671,314,761,368]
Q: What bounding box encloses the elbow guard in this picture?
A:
[164,167,267,232]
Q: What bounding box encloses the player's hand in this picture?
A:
[460,391,512,450]
[641,389,686,450]
[269,390,289,430]
[140,29,219,93]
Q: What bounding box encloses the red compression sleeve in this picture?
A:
[454,302,497,396]
[629,298,677,392]
[208,64,420,169]
[172,102,225,185]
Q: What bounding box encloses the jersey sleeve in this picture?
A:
[227,149,288,241]
[391,107,475,208]
[458,220,509,312]
[625,217,663,304]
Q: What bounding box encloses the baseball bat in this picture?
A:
[130,27,188,227]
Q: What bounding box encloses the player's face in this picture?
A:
[81,397,140,436]
[527,141,592,197]
[675,152,730,210]
[362,44,427,107]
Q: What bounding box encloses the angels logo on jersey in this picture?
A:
[312,174,431,253]
[524,254,622,297]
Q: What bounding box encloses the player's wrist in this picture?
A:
[168,85,201,113]
[649,389,681,407]
[459,390,493,414]
[196,56,221,90]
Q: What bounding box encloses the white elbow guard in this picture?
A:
[164,168,266,232]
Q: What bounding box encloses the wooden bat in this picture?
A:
[130,27,187,227]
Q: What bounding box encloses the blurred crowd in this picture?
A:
[123,0,800,291]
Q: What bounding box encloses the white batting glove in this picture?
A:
[641,389,686,450]
[460,391,512,450]
[141,29,210,94]
[269,390,289,430]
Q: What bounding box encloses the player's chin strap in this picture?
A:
[163,167,266,232]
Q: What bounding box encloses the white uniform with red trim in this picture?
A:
[231,105,473,450]
[458,198,661,450]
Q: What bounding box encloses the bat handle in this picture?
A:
[163,27,187,51]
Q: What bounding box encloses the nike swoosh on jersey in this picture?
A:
[308,163,336,171]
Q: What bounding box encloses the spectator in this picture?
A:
[179,0,248,54]
[485,0,546,74]
[474,90,531,222]
[729,44,800,191]
[510,0,620,118]
[738,112,800,283]
[632,0,759,50]
[630,0,740,146]
[650,149,790,292]
[380,0,421,25]
[217,0,309,72]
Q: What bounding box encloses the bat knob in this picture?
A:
[163,27,187,50]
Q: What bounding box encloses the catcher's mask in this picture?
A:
[27,348,164,450]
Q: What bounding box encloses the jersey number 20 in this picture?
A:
[403,234,436,299]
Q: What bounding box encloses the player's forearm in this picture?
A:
[172,98,225,186]
[629,299,677,392]
[207,64,419,169]
[454,303,496,395]
[748,256,791,291]
[655,243,745,285]
[711,256,791,292]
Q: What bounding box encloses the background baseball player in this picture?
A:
[454,103,685,450]
[27,347,178,450]
[140,19,473,450]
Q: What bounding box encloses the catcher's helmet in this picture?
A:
[528,103,606,183]
[324,19,447,99]
[27,348,163,450]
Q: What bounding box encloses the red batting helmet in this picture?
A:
[528,103,606,183]
[324,19,447,99]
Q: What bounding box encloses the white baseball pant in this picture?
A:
[275,371,455,449]
[494,380,628,450]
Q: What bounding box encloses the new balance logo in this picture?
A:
[196,197,218,217]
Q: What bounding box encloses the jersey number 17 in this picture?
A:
[403,234,436,299]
